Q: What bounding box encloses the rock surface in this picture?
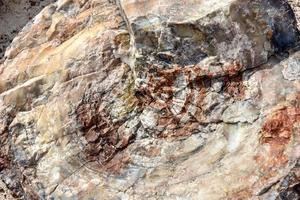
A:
[0,0,56,59]
[289,0,300,29]
[0,0,300,199]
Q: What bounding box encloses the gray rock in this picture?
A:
[282,52,300,80]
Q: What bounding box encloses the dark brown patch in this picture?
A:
[224,74,245,100]
[147,66,181,101]
[76,98,134,167]
[0,153,9,171]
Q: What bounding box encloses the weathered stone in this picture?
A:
[0,0,299,199]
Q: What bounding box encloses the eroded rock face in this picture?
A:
[0,0,299,199]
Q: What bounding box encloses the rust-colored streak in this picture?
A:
[260,106,300,146]
[255,105,300,185]
[151,66,181,98]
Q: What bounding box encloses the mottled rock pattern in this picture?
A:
[0,0,299,199]
[0,181,14,200]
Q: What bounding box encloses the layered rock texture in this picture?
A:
[0,0,300,199]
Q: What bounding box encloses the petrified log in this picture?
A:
[0,0,300,199]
